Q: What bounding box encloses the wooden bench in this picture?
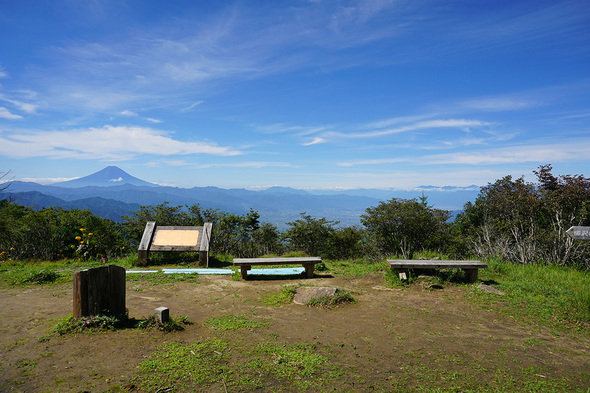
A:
[233,257,322,279]
[387,259,487,283]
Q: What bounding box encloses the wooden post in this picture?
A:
[199,222,213,267]
[73,265,126,318]
[73,269,88,318]
[138,221,156,264]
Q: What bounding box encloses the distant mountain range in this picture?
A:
[1,166,480,228]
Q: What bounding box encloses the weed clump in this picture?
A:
[306,289,356,308]
[137,315,191,332]
[262,285,298,306]
[23,269,60,284]
[54,314,122,335]
[205,314,267,331]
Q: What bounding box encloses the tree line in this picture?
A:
[1,165,588,268]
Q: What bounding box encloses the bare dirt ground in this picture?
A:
[1,272,589,392]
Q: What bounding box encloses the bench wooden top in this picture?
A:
[233,257,322,266]
[387,260,487,269]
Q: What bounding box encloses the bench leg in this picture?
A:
[240,265,251,280]
[396,268,409,280]
[463,268,478,283]
[303,263,315,278]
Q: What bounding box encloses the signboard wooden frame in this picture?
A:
[138,221,213,266]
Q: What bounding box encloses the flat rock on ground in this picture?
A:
[477,283,505,295]
[293,286,337,305]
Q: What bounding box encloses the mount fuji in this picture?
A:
[54,166,157,188]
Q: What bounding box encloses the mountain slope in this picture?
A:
[3,166,478,227]
[54,166,156,188]
[0,191,141,222]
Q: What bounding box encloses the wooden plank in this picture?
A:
[149,245,203,252]
[108,265,126,317]
[72,270,88,318]
[233,257,322,266]
[86,266,109,316]
[387,260,487,269]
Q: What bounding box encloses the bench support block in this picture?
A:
[303,263,315,278]
[240,265,251,280]
[463,268,478,283]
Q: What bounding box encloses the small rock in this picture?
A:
[477,283,505,295]
[426,283,444,290]
[293,287,337,305]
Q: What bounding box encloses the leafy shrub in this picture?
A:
[205,314,267,330]
[306,289,356,308]
[54,315,122,335]
[24,269,60,284]
[137,315,190,332]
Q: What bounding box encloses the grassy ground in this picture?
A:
[0,255,588,392]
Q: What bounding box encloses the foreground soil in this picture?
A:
[1,271,588,392]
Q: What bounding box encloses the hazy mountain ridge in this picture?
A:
[0,191,141,222]
[1,167,479,227]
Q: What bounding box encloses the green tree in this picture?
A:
[122,202,194,245]
[533,165,590,266]
[325,226,366,260]
[361,197,450,259]
[456,166,590,267]
[0,202,126,261]
[284,213,338,257]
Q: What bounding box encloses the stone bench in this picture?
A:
[387,259,487,283]
[233,257,322,279]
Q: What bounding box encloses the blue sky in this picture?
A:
[1,0,589,190]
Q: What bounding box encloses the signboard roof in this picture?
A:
[566,226,590,240]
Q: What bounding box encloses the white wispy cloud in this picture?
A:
[193,161,293,169]
[424,141,590,165]
[0,94,38,114]
[0,125,242,160]
[119,110,138,116]
[459,96,539,112]
[0,107,22,120]
[327,119,490,139]
[19,177,79,185]
[25,1,410,114]
[181,101,205,112]
[338,139,590,167]
[302,137,326,146]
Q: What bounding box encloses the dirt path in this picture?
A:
[1,273,588,392]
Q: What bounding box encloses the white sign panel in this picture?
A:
[566,226,590,240]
